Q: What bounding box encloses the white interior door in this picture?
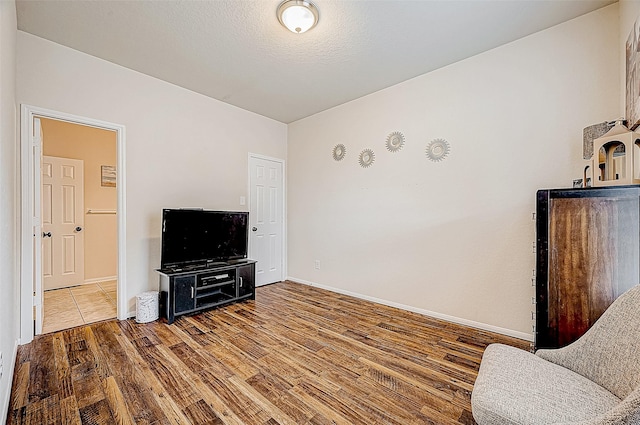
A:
[249,155,284,286]
[42,155,85,290]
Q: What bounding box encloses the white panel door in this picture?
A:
[42,156,85,290]
[249,156,284,286]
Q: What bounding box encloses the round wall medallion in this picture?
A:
[426,138,450,162]
[333,144,346,161]
[359,149,375,168]
[386,131,405,152]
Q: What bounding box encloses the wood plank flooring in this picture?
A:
[7,281,529,425]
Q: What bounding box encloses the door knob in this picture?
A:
[75,226,83,232]
[252,227,257,231]
[42,232,51,238]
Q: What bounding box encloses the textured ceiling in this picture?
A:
[16,0,615,123]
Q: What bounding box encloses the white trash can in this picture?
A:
[136,291,159,323]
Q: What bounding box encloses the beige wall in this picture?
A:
[16,31,288,315]
[41,118,117,282]
[0,0,18,421]
[287,5,620,340]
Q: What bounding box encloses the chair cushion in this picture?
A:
[472,344,620,425]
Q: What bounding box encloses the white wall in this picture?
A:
[287,5,620,339]
[16,32,288,315]
[0,0,18,421]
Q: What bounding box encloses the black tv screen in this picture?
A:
[161,209,248,269]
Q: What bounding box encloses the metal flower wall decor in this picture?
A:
[426,138,450,162]
[331,132,452,167]
[386,131,405,152]
[359,149,375,168]
[332,144,346,161]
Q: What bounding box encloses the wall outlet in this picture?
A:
[314,260,320,270]
[0,351,3,381]
[240,196,246,206]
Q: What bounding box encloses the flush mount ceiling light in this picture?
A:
[277,0,319,34]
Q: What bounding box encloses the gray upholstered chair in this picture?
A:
[471,284,640,425]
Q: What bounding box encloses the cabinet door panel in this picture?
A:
[237,264,255,298]
[174,276,195,313]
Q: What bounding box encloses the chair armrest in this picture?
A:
[553,385,640,425]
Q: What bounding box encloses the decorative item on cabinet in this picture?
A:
[583,165,592,187]
[591,120,640,186]
[583,121,614,160]
[626,16,640,130]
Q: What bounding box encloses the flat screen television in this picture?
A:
[161,209,248,269]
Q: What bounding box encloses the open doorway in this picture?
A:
[20,105,126,345]
[40,118,118,333]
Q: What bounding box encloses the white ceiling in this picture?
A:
[16,0,616,124]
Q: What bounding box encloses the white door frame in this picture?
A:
[247,153,286,284]
[20,104,127,344]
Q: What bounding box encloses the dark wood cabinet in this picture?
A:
[237,264,254,298]
[173,275,196,314]
[535,186,639,350]
[158,260,256,324]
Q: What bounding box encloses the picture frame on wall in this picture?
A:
[101,165,116,187]
[626,16,640,130]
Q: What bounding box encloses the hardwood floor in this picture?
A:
[7,281,529,425]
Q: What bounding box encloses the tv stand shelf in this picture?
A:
[157,260,256,324]
[198,281,233,291]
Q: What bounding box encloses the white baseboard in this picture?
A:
[84,275,117,285]
[1,339,19,425]
[287,276,533,342]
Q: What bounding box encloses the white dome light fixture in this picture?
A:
[277,0,319,34]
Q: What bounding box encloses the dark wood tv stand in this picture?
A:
[157,260,256,324]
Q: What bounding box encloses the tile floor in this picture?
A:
[42,280,117,334]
